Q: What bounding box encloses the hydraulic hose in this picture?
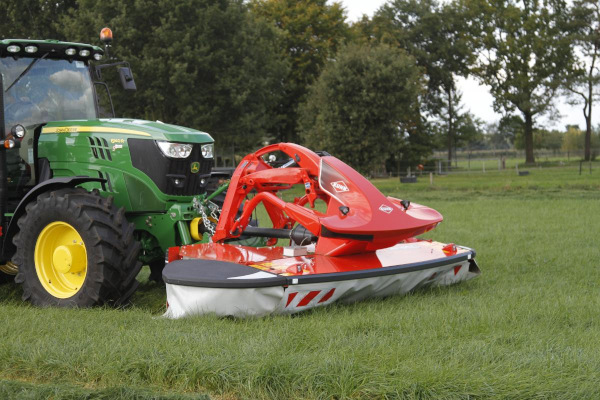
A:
[242,225,317,245]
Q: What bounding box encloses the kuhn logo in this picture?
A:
[379,204,393,214]
[330,181,349,193]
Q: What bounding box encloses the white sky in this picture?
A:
[339,0,597,131]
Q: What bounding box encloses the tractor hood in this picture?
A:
[42,119,213,144]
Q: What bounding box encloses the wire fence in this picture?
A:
[375,150,596,179]
[215,146,596,179]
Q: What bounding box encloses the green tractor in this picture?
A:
[0,32,225,306]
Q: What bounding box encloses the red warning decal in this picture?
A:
[297,290,321,307]
[286,292,298,307]
[318,288,335,303]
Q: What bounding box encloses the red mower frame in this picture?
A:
[213,143,443,257]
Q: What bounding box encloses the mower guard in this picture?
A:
[163,240,480,318]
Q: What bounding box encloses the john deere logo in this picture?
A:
[190,162,200,174]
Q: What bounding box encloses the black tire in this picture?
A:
[13,188,142,307]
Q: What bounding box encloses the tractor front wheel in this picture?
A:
[13,188,142,307]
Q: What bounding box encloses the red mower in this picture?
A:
[163,143,480,317]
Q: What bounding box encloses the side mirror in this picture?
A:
[118,67,137,91]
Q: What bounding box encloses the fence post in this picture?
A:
[429,172,433,185]
[516,163,519,175]
[483,161,486,173]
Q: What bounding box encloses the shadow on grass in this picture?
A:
[128,266,167,314]
[0,277,23,305]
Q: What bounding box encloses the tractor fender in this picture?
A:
[2,176,105,260]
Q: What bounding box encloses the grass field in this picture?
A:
[0,164,599,399]
[449,156,596,172]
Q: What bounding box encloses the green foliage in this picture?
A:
[371,0,474,111]
[298,43,425,174]
[434,90,485,154]
[454,112,485,149]
[513,122,567,152]
[562,125,600,156]
[0,0,76,39]
[485,115,523,149]
[249,0,349,143]
[365,1,476,161]
[561,126,581,152]
[58,0,288,152]
[466,0,574,163]
[534,128,564,151]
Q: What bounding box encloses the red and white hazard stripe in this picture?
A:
[285,288,336,308]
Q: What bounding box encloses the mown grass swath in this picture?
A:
[0,162,599,399]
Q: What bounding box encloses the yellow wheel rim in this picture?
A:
[34,221,88,298]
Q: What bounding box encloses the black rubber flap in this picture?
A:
[162,259,287,288]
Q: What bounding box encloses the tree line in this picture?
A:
[0,0,598,173]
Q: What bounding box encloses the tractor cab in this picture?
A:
[0,39,123,205]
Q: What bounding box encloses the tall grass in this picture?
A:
[0,165,598,399]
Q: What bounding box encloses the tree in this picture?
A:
[249,0,349,143]
[298,43,426,174]
[0,0,77,39]
[487,115,523,149]
[564,0,600,161]
[436,90,484,156]
[465,0,574,163]
[562,125,584,154]
[561,125,599,158]
[454,112,485,150]
[535,129,563,152]
[369,0,475,163]
[59,0,288,151]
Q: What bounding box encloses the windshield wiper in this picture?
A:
[5,52,49,93]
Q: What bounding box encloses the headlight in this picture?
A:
[65,48,77,56]
[11,124,26,138]
[79,49,90,57]
[201,144,213,158]
[24,46,38,54]
[156,141,193,158]
[7,45,20,53]
[93,53,103,61]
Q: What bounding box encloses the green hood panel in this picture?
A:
[42,119,213,143]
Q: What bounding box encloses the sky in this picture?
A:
[339,0,597,131]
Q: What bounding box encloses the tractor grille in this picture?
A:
[88,136,113,161]
[128,139,213,196]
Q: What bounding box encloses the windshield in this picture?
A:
[0,57,97,131]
